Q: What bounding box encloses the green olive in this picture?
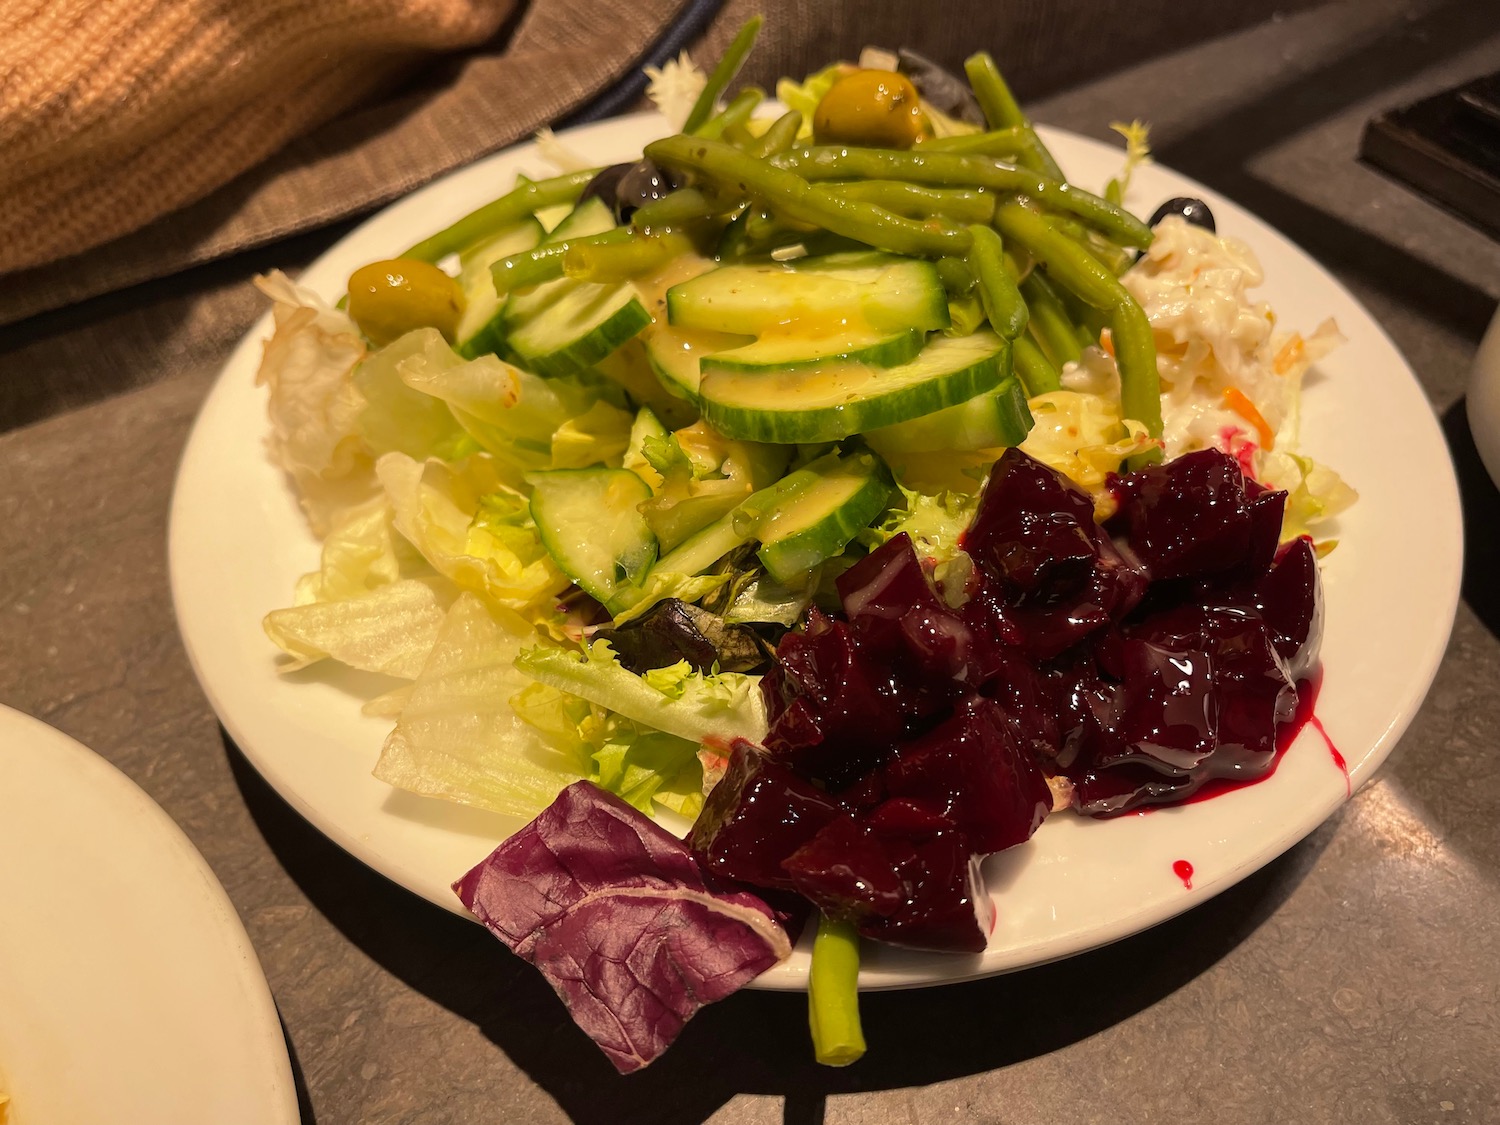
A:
[812,70,926,149]
[346,258,465,346]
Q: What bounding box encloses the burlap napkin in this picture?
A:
[1,0,524,274]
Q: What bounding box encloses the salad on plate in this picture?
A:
[251,20,1356,1072]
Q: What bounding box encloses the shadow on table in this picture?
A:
[1442,399,1500,640]
[225,734,1336,1125]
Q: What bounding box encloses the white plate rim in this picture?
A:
[168,111,1464,992]
[0,704,300,1122]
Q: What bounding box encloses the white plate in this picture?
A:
[0,705,299,1123]
[169,112,1462,991]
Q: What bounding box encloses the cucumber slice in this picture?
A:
[528,468,657,612]
[700,330,1012,444]
[700,327,923,375]
[666,254,949,336]
[454,219,544,359]
[499,197,651,375]
[864,377,1033,453]
[757,451,892,582]
[642,322,749,402]
[507,283,652,377]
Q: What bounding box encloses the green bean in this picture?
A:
[630,187,719,232]
[1049,214,1136,276]
[723,121,757,148]
[828,181,994,223]
[1013,332,1061,395]
[1020,270,1083,366]
[747,110,803,159]
[966,224,1027,340]
[402,171,598,262]
[490,227,633,293]
[771,146,1153,248]
[563,229,697,282]
[645,135,971,257]
[935,255,976,296]
[922,126,1033,159]
[808,914,866,1068]
[744,203,816,243]
[996,201,1162,439]
[683,15,764,134]
[695,86,764,141]
[1058,284,1109,346]
[962,52,1066,181]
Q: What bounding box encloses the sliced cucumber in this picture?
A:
[700,327,923,375]
[666,254,949,337]
[454,218,544,360]
[506,283,652,377]
[757,451,892,582]
[642,322,749,402]
[528,468,657,612]
[700,330,1012,444]
[864,377,1033,453]
[501,197,651,375]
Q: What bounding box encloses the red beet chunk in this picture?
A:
[838,533,974,686]
[689,743,844,892]
[967,448,1103,598]
[785,813,990,953]
[880,697,1051,855]
[1110,448,1255,580]
[761,608,903,786]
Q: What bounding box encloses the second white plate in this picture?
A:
[0,705,299,1124]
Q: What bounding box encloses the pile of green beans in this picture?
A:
[401,34,1163,447]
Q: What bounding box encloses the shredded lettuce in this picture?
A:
[377,451,570,614]
[394,331,569,471]
[549,399,634,470]
[515,639,768,746]
[1021,390,1155,490]
[864,486,977,564]
[639,423,788,551]
[511,682,704,818]
[353,330,478,462]
[1258,449,1359,542]
[264,577,455,678]
[373,595,589,819]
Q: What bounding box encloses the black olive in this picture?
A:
[579,158,682,223]
[1147,196,1216,233]
[897,48,985,126]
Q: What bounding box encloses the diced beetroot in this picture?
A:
[880,697,1051,855]
[689,742,844,892]
[761,608,902,786]
[856,828,991,953]
[783,815,913,920]
[1109,448,1254,580]
[967,447,1103,598]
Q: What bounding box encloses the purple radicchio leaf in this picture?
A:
[454,780,793,1073]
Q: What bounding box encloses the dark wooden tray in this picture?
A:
[1361,71,1500,240]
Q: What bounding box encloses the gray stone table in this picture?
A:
[2,2,1498,1122]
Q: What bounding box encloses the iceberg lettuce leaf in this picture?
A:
[373,595,591,819]
[264,577,455,678]
[515,639,768,746]
[377,451,571,614]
